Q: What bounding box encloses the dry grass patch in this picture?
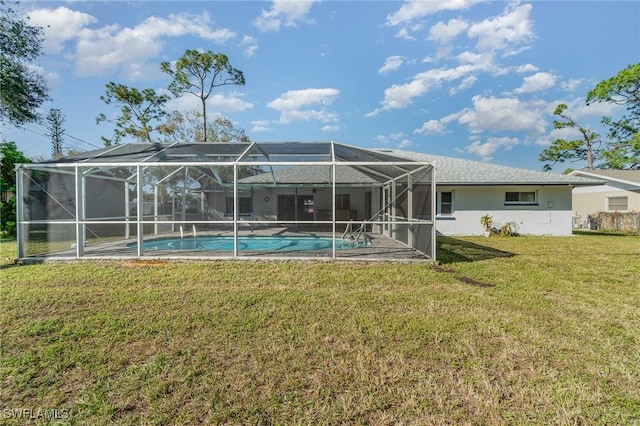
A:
[1,235,639,424]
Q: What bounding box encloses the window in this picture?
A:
[335,194,350,210]
[437,191,454,216]
[505,191,537,205]
[225,197,251,216]
[607,196,628,212]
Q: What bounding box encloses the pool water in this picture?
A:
[129,235,367,252]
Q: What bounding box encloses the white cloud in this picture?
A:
[379,56,405,75]
[75,24,164,78]
[560,78,583,92]
[535,123,589,147]
[372,4,539,116]
[395,27,416,41]
[386,0,481,26]
[268,88,340,124]
[374,132,409,146]
[209,93,254,113]
[515,63,538,73]
[268,88,339,110]
[251,120,272,132]
[468,3,534,55]
[254,0,318,32]
[456,50,496,71]
[322,125,340,132]
[375,134,389,144]
[240,36,258,57]
[27,6,96,54]
[578,99,621,118]
[166,91,253,115]
[449,75,478,95]
[368,64,479,115]
[24,63,60,90]
[536,126,581,147]
[279,109,338,124]
[133,13,235,42]
[514,72,556,94]
[414,119,446,135]
[428,18,469,45]
[461,136,520,161]
[553,97,621,122]
[457,95,549,135]
[414,112,460,135]
[35,10,237,79]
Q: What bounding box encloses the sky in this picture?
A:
[3,0,639,172]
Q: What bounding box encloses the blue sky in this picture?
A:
[3,0,639,172]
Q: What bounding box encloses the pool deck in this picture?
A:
[21,229,433,263]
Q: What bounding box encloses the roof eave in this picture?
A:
[437,181,605,186]
[568,170,640,188]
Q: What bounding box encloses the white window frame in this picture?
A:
[225,197,252,216]
[606,196,628,212]
[504,191,537,206]
[437,191,454,216]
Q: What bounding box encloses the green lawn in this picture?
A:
[1,235,639,424]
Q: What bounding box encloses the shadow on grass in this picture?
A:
[572,229,639,237]
[436,236,513,265]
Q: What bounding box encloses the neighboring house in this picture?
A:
[568,169,640,227]
[385,150,603,236]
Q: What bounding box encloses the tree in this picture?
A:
[160,50,245,143]
[0,0,49,126]
[159,110,250,143]
[45,108,65,158]
[0,141,31,236]
[96,82,170,146]
[586,63,640,169]
[539,103,601,172]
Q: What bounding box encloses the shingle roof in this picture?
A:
[569,169,640,187]
[238,165,380,185]
[381,149,605,186]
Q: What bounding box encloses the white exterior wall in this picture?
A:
[435,185,573,236]
[205,187,372,222]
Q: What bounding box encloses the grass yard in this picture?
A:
[1,235,639,424]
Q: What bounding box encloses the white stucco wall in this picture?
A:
[435,185,574,236]
[204,187,374,222]
[200,184,573,236]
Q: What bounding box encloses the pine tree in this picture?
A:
[45,108,66,158]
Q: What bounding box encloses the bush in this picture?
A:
[588,212,640,233]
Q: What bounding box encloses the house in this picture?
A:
[567,169,640,227]
[383,150,603,236]
[15,142,603,262]
[239,148,602,236]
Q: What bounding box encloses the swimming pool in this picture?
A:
[128,235,368,252]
